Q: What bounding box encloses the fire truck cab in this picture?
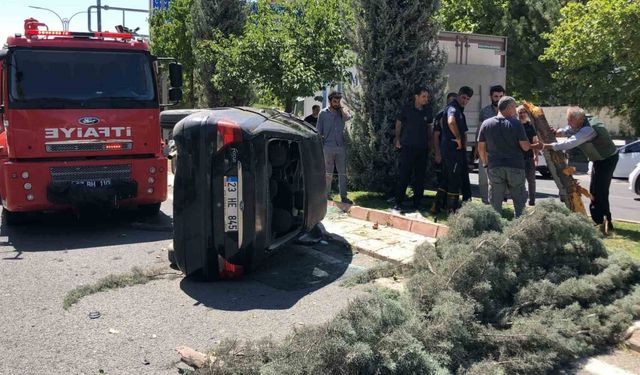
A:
[0,19,182,224]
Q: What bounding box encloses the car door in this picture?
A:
[618,142,640,178]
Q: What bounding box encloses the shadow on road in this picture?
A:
[179,235,360,311]
[0,206,173,256]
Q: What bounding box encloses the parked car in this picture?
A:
[629,162,640,197]
[587,140,640,179]
[614,140,640,178]
[161,107,327,281]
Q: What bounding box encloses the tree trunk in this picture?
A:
[284,97,294,114]
[522,101,590,215]
[188,70,195,108]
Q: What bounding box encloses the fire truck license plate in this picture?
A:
[72,179,112,188]
[224,176,239,232]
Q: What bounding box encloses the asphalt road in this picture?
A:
[1,184,638,374]
[468,172,640,222]
[0,201,380,374]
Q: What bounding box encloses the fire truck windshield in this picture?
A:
[8,49,157,109]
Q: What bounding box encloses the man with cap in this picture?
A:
[317,91,353,204]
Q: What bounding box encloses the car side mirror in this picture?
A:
[169,63,183,88]
[169,88,183,103]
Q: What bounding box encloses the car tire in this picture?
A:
[167,249,176,266]
[2,208,29,226]
[635,177,640,196]
[138,203,161,216]
[537,167,552,179]
[272,208,293,234]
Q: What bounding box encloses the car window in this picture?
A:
[625,142,640,153]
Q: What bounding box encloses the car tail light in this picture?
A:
[218,256,244,279]
[216,120,242,151]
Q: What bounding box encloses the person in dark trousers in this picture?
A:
[542,106,619,231]
[477,85,506,203]
[393,87,433,211]
[517,105,539,206]
[435,86,473,212]
[478,96,533,218]
[317,91,353,204]
[304,105,320,127]
[430,92,457,214]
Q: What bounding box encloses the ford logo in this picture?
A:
[78,117,100,125]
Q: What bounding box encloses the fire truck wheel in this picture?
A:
[138,203,161,216]
[1,209,29,226]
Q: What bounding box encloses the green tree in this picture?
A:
[236,0,353,112]
[149,0,196,107]
[191,0,247,107]
[347,0,446,193]
[542,0,640,135]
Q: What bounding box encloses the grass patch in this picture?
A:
[63,266,172,310]
[605,221,640,261]
[332,190,449,223]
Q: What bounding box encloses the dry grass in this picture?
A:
[63,266,177,310]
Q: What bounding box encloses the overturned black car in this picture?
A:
[161,107,327,281]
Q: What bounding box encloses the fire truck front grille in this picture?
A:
[45,142,133,152]
[50,164,132,183]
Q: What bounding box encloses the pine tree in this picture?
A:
[347,0,446,193]
[195,202,640,375]
[191,0,247,107]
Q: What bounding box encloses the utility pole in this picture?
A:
[97,0,102,32]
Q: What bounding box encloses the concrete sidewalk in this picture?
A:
[321,206,435,265]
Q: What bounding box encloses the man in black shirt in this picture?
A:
[517,105,538,206]
[304,105,320,127]
[431,92,457,214]
[393,87,433,210]
[438,86,473,212]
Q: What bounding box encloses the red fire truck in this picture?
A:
[0,19,182,224]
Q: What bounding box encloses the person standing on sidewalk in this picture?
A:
[438,86,473,212]
[304,105,320,127]
[477,85,505,204]
[542,106,619,230]
[517,105,539,206]
[477,96,532,217]
[393,87,433,211]
[431,92,457,214]
[317,91,353,204]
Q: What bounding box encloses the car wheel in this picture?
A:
[635,177,640,196]
[138,203,161,216]
[2,208,29,226]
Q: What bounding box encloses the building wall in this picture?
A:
[539,106,632,137]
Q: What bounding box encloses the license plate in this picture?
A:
[71,179,112,188]
[224,176,239,232]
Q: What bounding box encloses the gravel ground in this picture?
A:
[0,202,377,375]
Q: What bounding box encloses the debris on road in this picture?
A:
[176,346,208,369]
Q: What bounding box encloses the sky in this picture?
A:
[1,0,154,41]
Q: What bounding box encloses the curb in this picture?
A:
[327,200,448,238]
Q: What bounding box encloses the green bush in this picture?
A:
[197,201,640,374]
